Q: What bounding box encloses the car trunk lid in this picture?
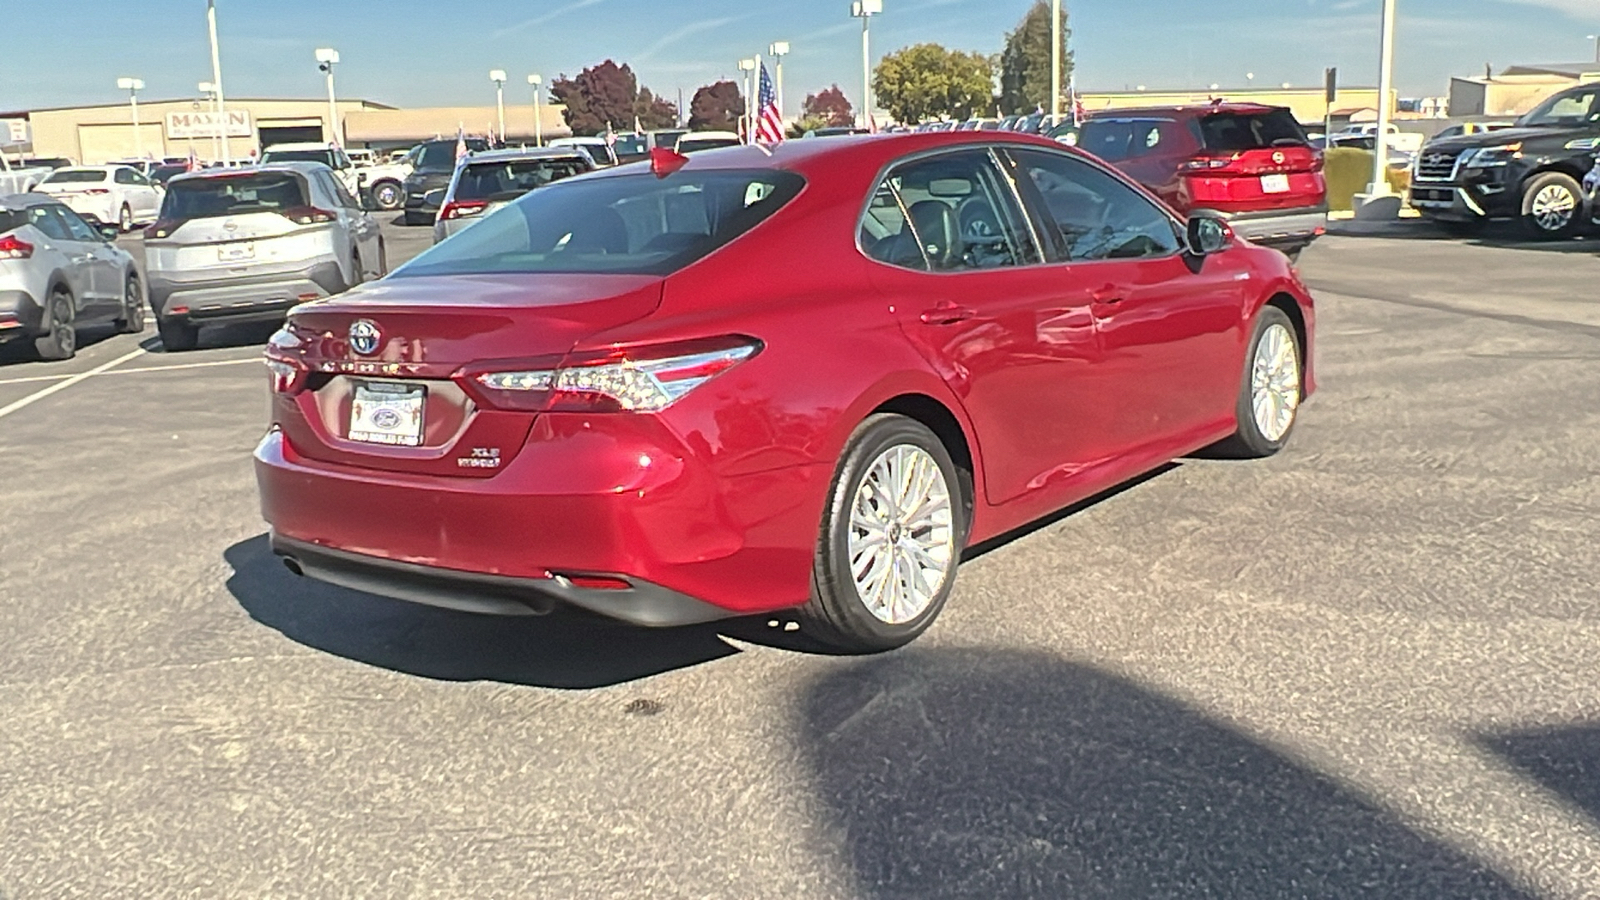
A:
[270,273,663,477]
[1183,109,1327,213]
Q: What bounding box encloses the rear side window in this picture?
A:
[44,169,108,184]
[1198,110,1308,151]
[394,169,805,277]
[160,173,311,220]
[0,210,23,235]
[1078,119,1189,162]
[454,158,590,201]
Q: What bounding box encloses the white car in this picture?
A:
[259,143,412,211]
[548,137,620,168]
[675,131,743,154]
[33,165,163,231]
[0,154,54,195]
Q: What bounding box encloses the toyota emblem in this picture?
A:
[348,320,381,356]
[1271,151,1285,165]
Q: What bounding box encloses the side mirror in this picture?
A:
[97,224,122,241]
[423,189,447,208]
[1186,213,1234,256]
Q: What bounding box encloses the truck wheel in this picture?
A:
[371,180,403,211]
[1521,172,1583,240]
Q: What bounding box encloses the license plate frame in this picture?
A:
[1260,174,1291,194]
[218,242,256,263]
[349,381,426,447]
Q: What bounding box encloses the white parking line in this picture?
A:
[105,358,262,377]
[0,372,75,387]
[0,347,148,422]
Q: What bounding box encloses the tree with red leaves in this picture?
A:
[550,60,679,136]
[688,81,745,132]
[803,86,856,128]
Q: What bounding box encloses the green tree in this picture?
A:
[999,0,1074,115]
[873,44,995,125]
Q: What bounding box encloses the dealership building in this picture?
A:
[1,96,572,164]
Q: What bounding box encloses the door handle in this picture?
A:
[919,303,975,326]
[1090,285,1124,305]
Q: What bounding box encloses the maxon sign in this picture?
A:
[165,110,253,139]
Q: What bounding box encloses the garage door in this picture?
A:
[78,123,168,163]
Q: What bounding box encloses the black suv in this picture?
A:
[1409,83,1600,239]
[401,138,490,226]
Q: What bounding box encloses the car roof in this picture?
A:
[461,147,590,164]
[1088,102,1287,119]
[0,191,70,210]
[164,161,333,185]
[262,142,341,152]
[680,131,741,141]
[49,165,130,173]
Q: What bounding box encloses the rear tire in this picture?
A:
[115,272,146,334]
[1209,306,1303,459]
[34,289,76,361]
[1521,172,1584,241]
[118,205,133,232]
[798,414,967,654]
[157,318,199,352]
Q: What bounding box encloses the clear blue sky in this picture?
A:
[4,0,1598,112]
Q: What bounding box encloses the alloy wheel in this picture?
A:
[1531,184,1577,232]
[847,444,956,625]
[1251,322,1300,443]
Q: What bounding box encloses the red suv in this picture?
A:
[1075,103,1327,258]
[257,133,1316,654]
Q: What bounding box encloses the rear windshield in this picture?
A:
[651,131,687,150]
[454,157,590,202]
[613,136,648,157]
[0,210,23,234]
[394,169,805,278]
[678,137,739,154]
[43,169,108,184]
[260,149,335,167]
[160,172,310,220]
[1198,110,1308,151]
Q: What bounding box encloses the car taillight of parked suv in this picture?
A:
[1076,103,1327,258]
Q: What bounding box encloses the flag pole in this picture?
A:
[1051,0,1062,125]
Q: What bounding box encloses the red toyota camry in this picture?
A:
[256,132,1315,654]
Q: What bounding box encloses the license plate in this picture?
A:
[218,243,255,262]
[1260,174,1291,194]
[349,382,426,447]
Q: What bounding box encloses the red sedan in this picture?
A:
[256,132,1315,654]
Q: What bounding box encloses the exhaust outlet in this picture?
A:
[282,557,304,577]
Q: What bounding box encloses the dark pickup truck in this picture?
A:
[1409,82,1600,239]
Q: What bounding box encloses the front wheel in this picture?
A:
[1522,172,1584,240]
[798,415,967,654]
[371,181,403,211]
[1210,307,1303,459]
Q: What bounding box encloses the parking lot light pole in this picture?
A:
[207,0,231,167]
[738,58,757,143]
[527,74,543,147]
[1369,0,1396,197]
[1050,0,1061,124]
[851,0,881,130]
[1589,34,1600,64]
[490,70,507,143]
[199,81,219,161]
[769,42,790,119]
[315,48,340,146]
[116,77,145,159]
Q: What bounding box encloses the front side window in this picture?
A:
[859,149,1039,273]
[57,207,101,242]
[27,206,73,241]
[394,169,804,278]
[1078,119,1182,162]
[1519,89,1600,127]
[1009,149,1181,262]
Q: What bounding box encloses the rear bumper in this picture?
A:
[1215,206,1328,249]
[0,289,45,339]
[56,195,117,225]
[253,423,827,625]
[149,260,348,324]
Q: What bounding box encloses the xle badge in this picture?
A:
[459,447,502,469]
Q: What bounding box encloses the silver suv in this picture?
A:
[431,147,593,243]
[0,193,143,360]
[144,162,384,351]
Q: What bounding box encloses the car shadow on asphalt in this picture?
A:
[1479,723,1600,830]
[798,647,1537,899]
[0,322,122,368]
[224,534,744,689]
[139,320,280,355]
[1329,218,1600,253]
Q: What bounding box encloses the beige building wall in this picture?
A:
[25,98,392,164]
[1081,87,1392,125]
[344,105,573,146]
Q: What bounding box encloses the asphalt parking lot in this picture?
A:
[2,217,1599,899]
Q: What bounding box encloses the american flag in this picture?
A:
[755,62,784,145]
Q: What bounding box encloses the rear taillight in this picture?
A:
[144,219,183,239]
[265,358,306,394]
[1181,154,1243,173]
[0,234,34,259]
[439,200,489,221]
[461,337,761,413]
[280,207,337,225]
